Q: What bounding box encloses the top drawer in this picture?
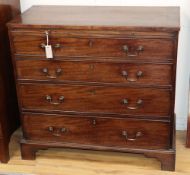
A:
[11,31,174,61]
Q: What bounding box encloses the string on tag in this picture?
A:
[45,31,49,46]
[44,31,53,59]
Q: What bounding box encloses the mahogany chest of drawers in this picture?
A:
[8,6,180,171]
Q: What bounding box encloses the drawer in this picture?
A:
[19,83,171,117]
[12,31,174,61]
[22,114,171,149]
[16,60,172,86]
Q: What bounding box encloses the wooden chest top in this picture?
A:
[8,6,180,31]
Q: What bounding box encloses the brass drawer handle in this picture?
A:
[41,43,61,49]
[54,43,61,48]
[42,68,63,79]
[45,95,65,105]
[40,43,46,48]
[122,70,143,82]
[47,126,67,137]
[48,126,54,132]
[92,119,97,126]
[123,45,144,57]
[123,99,143,110]
[122,131,143,141]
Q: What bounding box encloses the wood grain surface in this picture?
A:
[19,83,172,117]
[0,130,189,175]
[22,114,170,149]
[0,0,20,163]
[12,31,174,60]
[16,60,173,87]
[7,6,180,31]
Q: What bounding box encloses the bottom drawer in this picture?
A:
[22,114,171,150]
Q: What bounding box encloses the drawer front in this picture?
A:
[16,60,172,86]
[23,114,171,149]
[12,32,174,60]
[20,84,171,117]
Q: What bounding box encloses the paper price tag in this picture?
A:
[45,45,53,59]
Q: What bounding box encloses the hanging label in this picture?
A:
[44,31,53,59]
[45,45,53,59]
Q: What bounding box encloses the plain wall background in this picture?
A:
[20,0,190,130]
